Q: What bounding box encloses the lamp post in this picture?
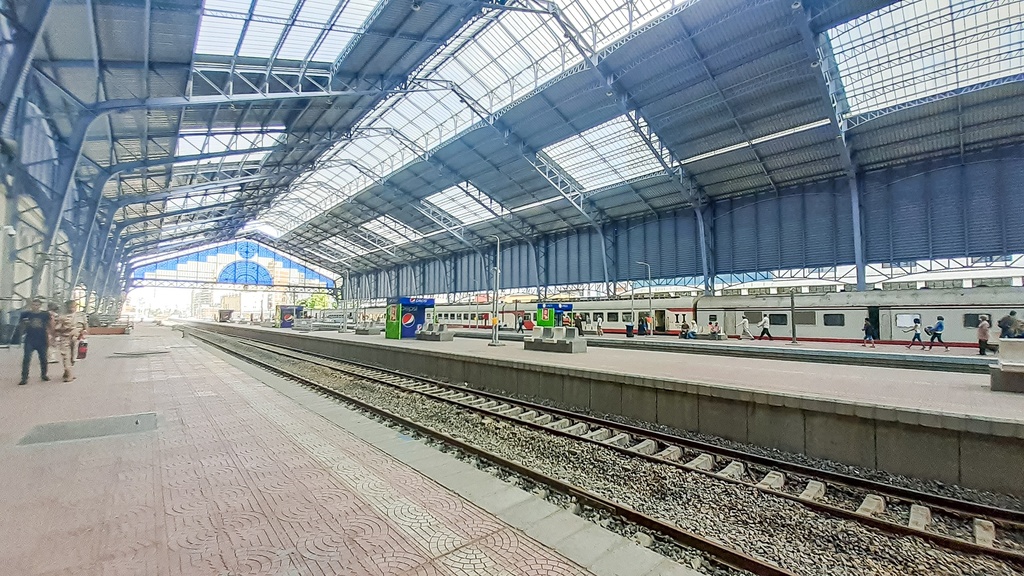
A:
[637,261,652,334]
[489,235,503,347]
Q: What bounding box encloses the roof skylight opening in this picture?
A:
[241,222,282,238]
[361,215,422,245]
[432,8,571,113]
[827,0,1024,115]
[195,0,378,63]
[175,129,285,166]
[424,183,509,226]
[542,115,664,191]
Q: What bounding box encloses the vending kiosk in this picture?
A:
[385,297,435,339]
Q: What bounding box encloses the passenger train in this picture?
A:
[352,286,1022,346]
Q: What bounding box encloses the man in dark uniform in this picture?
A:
[18,297,52,385]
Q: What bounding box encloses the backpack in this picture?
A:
[925,326,934,335]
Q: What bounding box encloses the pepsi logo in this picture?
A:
[401,313,415,327]
[283,314,294,321]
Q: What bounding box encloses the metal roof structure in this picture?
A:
[0,0,1022,309]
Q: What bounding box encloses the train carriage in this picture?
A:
[362,285,1021,347]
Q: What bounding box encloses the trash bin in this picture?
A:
[625,323,634,338]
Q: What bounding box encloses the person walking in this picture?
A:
[55,300,87,381]
[17,297,53,385]
[737,316,754,340]
[573,313,584,335]
[903,318,925,349]
[596,315,604,336]
[977,314,996,356]
[861,318,876,348]
[515,314,524,334]
[998,311,1017,339]
[927,315,949,351]
[756,314,772,340]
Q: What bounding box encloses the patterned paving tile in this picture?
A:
[0,328,595,576]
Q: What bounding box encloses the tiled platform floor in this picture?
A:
[0,331,597,576]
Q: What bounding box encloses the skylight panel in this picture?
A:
[361,216,421,245]
[432,9,571,112]
[241,222,282,238]
[193,15,244,56]
[165,186,241,213]
[827,0,1024,115]
[195,0,377,63]
[542,115,663,191]
[559,0,680,52]
[425,183,510,226]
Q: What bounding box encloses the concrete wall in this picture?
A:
[195,323,1024,496]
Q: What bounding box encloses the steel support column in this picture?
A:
[848,173,866,290]
[792,2,865,290]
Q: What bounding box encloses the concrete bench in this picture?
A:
[293,319,316,332]
[354,323,382,336]
[416,323,454,342]
[524,325,587,353]
[991,339,1024,392]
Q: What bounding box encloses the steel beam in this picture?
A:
[0,0,52,135]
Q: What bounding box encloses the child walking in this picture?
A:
[904,318,925,350]
[861,318,876,348]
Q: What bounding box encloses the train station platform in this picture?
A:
[190,322,1024,496]
[450,329,996,374]
[0,328,692,576]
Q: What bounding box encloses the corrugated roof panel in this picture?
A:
[361,215,422,245]
[542,115,665,191]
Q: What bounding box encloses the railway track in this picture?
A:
[184,326,1024,574]
[185,327,789,576]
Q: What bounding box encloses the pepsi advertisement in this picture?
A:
[385,297,436,339]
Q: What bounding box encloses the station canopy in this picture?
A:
[33,0,1024,276]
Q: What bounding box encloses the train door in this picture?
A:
[724,311,738,337]
[654,310,666,333]
[868,306,881,339]
[878,308,892,340]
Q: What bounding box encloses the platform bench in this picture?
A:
[416,323,454,342]
[991,339,1024,393]
[355,323,382,336]
[524,326,587,353]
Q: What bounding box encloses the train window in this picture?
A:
[793,311,816,325]
[963,314,996,328]
[708,314,718,322]
[622,312,633,322]
[895,314,919,328]
[607,312,619,322]
[823,314,845,326]
[593,312,604,321]
[769,314,788,326]
[582,313,590,322]
[743,311,761,323]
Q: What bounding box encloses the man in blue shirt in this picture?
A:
[18,297,52,385]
